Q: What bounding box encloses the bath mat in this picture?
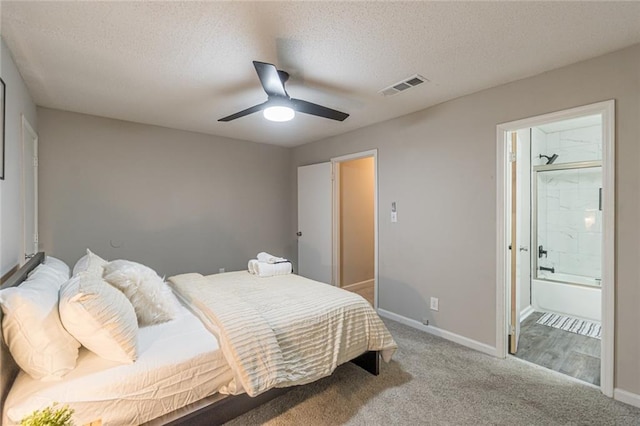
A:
[536,313,601,339]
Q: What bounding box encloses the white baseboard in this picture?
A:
[377,309,497,357]
[520,305,535,321]
[614,388,640,408]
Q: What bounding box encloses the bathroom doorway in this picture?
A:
[496,101,615,395]
[332,150,377,307]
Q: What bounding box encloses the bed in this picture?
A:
[0,253,396,425]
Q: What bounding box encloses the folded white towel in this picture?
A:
[248,259,259,274]
[249,261,292,277]
[257,252,287,264]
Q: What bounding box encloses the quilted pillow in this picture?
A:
[103,260,177,326]
[0,265,80,380]
[59,274,138,363]
[72,248,107,276]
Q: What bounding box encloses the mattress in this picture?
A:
[3,303,233,426]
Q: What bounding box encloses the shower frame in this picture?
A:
[532,160,602,287]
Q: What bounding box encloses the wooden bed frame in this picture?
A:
[0,252,380,426]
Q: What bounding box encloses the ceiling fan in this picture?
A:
[218,61,349,123]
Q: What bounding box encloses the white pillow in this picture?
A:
[27,264,68,288]
[0,271,80,380]
[44,256,71,279]
[72,248,107,276]
[59,274,138,363]
[103,260,177,326]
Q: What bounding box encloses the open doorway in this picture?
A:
[496,101,615,395]
[332,150,377,307]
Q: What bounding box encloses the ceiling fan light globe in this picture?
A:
[263,106,295,122]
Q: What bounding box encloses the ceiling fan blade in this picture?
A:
[253,61,288,98]
[291,98,349,121]
[218,101,270,122]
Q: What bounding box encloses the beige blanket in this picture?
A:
[168,271,397,397]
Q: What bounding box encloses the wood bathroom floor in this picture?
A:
[513,311,601,386]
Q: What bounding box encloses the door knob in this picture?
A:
[296,232,302,237]
[519,246,528,252]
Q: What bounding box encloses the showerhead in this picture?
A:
[539,154,558,165]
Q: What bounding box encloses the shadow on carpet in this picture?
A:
[225,319,640,425]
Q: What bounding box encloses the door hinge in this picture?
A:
[509,152,516,162]
[34,233,39,243]
[510,325,515,335]
[33,156,39,167]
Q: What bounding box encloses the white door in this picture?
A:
[297,162,332,284]
[510,129,531,354]
[22,116,38,259]
[516,129,531,321]
[508,132,519,354]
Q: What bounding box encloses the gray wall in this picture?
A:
[291,44,640,395]
[0,38,38,276]
[38,108,293,277]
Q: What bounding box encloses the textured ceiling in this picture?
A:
[2,1,640,147]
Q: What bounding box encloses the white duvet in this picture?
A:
[3,304,232,426]
[169,271,397,397]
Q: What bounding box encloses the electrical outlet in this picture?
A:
[219,268,225,273]
[430,297,439,311]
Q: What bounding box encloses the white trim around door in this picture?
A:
[495,100,615,397]
[331,149,379,309]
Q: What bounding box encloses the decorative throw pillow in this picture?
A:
[103,260,177,326]
[0,269,80,380]
[72,249,107,276]
[59,275,138,363]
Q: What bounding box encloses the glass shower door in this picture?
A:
[534,164,602,287]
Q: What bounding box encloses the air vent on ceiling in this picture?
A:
[379,74,428,97]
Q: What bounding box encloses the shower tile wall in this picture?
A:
[532,124,602,166]
[532,123,602,282]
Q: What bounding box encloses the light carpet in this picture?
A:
[225,318,640,425]
[536,312,602,339]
